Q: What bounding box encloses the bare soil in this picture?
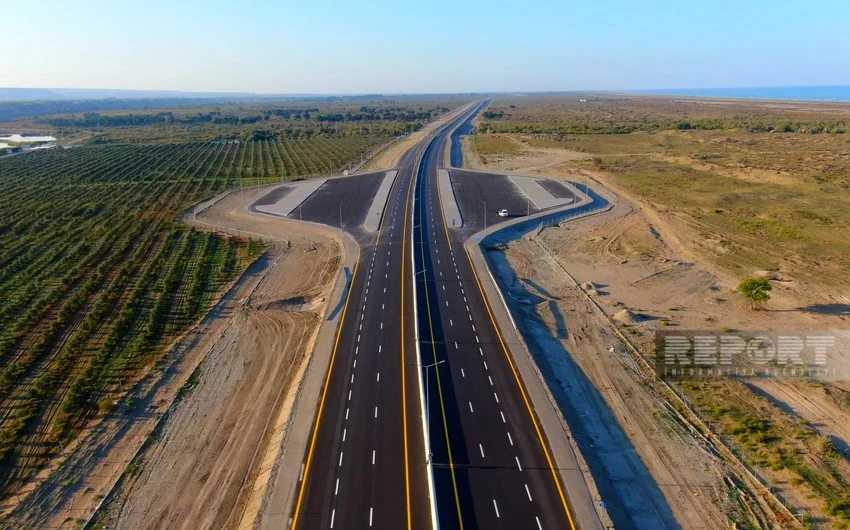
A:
[467,137,850,527]
[1,189,344,530]
[105,192,343,530]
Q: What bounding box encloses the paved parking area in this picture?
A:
[449,169,540,237]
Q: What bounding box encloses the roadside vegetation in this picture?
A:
[474,96,850,288]
[479,94,848,135]
[2,97,467,146]
[470,94,850,527]
[0,98,410,499]
[681,380,850,528]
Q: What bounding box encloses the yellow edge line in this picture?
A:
[463,243,578,530]
[419,159,465,529]
[401,166,415,529]
[290,250,359,530]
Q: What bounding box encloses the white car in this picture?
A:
[497,209,509,217]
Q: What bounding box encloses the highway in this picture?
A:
[412,126,577,529]
[289,101,580,529]
[289,129,429,529]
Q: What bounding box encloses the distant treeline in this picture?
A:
[481,116,848,135]
[44,111,271,127]
[41,107,440,128]
[0,98,238,122]
[314,108,435,123]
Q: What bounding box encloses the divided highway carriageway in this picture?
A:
[289,102,584,530]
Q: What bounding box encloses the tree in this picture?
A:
[738,277,772,310]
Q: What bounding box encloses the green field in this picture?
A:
[0,135,384,495]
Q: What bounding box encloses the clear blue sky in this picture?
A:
[2,0,848,93]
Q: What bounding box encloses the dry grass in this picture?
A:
[681,380,850,528]
[469,94,850,528]
[473,97,850,287]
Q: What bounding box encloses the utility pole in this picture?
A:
[420,359,445,463]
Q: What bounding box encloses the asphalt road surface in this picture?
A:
[414,133,578,529]
[289,106,488,530]
[536,179,576,200]
[289,144,430,530]
[289,101,580,530]
[293,171,386,239]
[448,169,541,238]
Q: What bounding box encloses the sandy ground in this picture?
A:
[0,187,346,530]
[488,216,736,529]
[0,214,278,528]
[100,191,343,530]
[465,139,850,527]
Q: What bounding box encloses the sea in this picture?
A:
[628,85,850,103]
